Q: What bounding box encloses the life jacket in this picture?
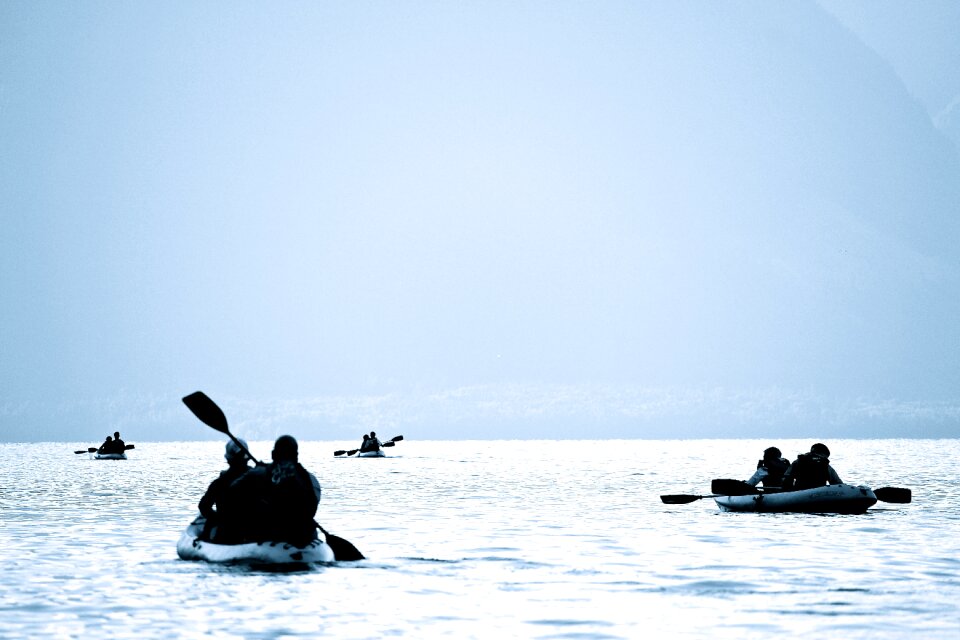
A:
[224,462,319,546]
[757,457,790,487]
[787,453,830,491]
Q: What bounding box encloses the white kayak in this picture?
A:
[176,515,335,564]
[94,452,127,460]
[357,450,386,458]
[714,484,878,514]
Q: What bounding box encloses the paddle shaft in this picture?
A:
[334,435,402,456]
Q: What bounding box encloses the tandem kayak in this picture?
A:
[714,484,878,514]
[94,452,128,460]
[357,450,386,458]
[176,515,335,565]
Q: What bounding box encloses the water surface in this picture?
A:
[0,438,956,639]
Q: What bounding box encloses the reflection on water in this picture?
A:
[0,439,957,639]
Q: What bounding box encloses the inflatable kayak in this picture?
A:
[176,515,335,564]
[714,484,878,514]
[357,450,386,458]
[94,452,128,460]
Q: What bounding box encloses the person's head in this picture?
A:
[362,434,369,440]
[763,447,782,461]
[104,436,112,442]
[224,438,249,464]
[114,431,120,439]
[810,443,830,458]
[272,435,299,462]
[370,431,376,438]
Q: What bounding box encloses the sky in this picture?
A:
[2,1,959,443]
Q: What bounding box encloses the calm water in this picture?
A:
[0,438,957,639]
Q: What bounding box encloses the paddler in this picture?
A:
[781,443,843,491]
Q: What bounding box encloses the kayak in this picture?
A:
[357,450,385,458]
[714,484,878,514]
[94,452,128,460]
[176,515,335,564]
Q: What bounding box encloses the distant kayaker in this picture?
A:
[781,443,843,491]
[745,447,790,488]
[112,431,125,453]
[366,432,382,453]
[198,438,252,542]
[358,433,370,453]
[97,436,113,454]
[226,435,322,547]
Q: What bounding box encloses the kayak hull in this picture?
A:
[176,516,335,564]
[714,484,878,514]
[358,450,385,458]
[94,452,127,460]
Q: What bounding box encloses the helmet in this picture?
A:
[225,438,249,462]
[810,443,830,457]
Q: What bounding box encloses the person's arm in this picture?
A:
[827,465,842,485]
[780,464,795,490]
[309,473,322,502]
[198,478,220,518]
[745,467,767,487]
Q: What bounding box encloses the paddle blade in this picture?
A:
[382,441,395,447]
[74,450,88,454]
[125,444,135,450]
[333,450,347,456]
[182,391,229,434]
[347,449,359,456]
[317,525,364,561]
[660,494,705,504]
[711,479,759,496]
[390,435,404,443]
[875,487,911,503]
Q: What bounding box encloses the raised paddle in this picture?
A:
[182,390,364,561]
[182,391,260,464]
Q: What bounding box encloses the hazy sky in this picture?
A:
[2,1,959,443]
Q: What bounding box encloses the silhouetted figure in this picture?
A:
[225,435,322,546]
[745,446,790,488]
[358,433,370,453]
[97,436,113,454]
[782,443,843,491]
[364,431,382,453]
[198,439,251,542]
[112,431,125,453]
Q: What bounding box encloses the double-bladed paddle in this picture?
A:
[334,435,403,456]
[74,444,136,454]
[181,390,365,561]
[662,479,912,505]
[661,478,754,504]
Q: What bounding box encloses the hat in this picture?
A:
[225,438,249,462]
[810,443,830,457]
[763,447,782,460]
